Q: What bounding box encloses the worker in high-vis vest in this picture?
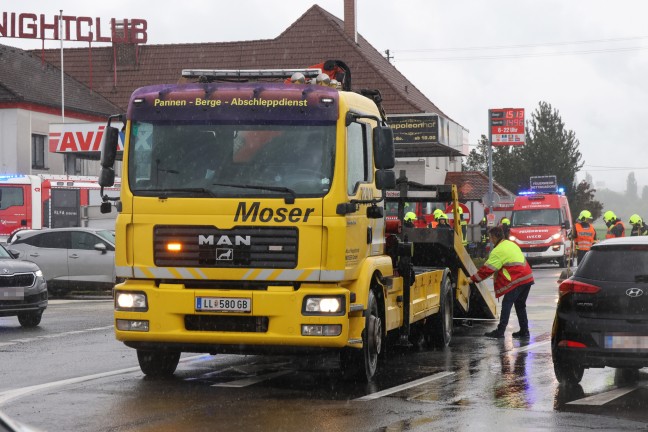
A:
[603,211,625,238]
[470,226,534,339]
[572,210,597,264]
[501,217,511,239]
[629,214,648,236]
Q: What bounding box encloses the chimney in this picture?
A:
[344,0,357,43]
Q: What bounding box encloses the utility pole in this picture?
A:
[384,49,393,63]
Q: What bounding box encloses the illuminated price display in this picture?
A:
[489,108,525,146]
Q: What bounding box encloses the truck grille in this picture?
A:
[0,273,35,288]
[184,315,269,332]
[521,246,549,253]
[154,225,298,268]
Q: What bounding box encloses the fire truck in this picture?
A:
[98,61,496,381]
[0,174,120,241]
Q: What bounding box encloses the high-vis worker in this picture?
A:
[470,226,534,339]
[603,211,625,238]
[629,214,648,236]
[572,210,597,264]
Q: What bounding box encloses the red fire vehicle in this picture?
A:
[0,174,120,240]
[508,190,573,267]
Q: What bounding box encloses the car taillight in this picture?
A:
[557,340,587,348]
[558,279,601,295]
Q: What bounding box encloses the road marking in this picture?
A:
[512,340,550,353]
[0,354,203,406]
[354,371,455,401]
[5,325,114,345]
[212,370,293,388]
[567,385,640,406]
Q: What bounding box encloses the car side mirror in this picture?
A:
[94,243,107,254]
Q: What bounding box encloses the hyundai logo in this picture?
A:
[626,288,644,298]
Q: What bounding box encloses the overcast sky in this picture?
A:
[4,0,648,192]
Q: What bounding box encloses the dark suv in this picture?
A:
[0,243,48,327]
[552,236,648,384]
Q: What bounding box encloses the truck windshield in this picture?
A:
[511,209,561,226]
[128,122,335,197]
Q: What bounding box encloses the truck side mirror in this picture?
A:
[100,126,119,169]
[375,169,396,190]
[99,167,115,188]
[373,126,395,169]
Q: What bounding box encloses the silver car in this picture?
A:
[7,228,116,297]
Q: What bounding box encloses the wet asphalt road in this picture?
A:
[0,266,647,431]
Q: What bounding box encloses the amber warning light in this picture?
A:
[166,242,183,252]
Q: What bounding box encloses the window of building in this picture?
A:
[31,134,47,169]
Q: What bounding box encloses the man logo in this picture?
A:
[217,249,233,261]
[626,288,644,298]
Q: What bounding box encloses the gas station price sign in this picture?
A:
[489,108,525,146]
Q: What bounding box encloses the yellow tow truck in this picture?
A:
[98,60,496,381]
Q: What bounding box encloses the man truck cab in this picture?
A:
[508,191,573,267]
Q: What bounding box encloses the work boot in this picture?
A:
[484,329,504,338]
[512,330,530,339]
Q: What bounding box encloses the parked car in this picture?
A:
[552,236,648,384]
[0,242,47,327]
[7,228,116,296]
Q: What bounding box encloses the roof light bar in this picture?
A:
[182,68,323,79]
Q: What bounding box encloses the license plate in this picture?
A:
[604,334,648,350]
[0,287,24,300]
[525,252,541,258]
[195,297,251,313]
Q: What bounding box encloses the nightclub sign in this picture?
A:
[0,11,147,43]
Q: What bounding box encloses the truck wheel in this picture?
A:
[340,290,382,382]
[137,350,181,377]
[17,309,43,328]
[427,273,453,348]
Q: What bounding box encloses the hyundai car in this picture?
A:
[552,236,648,384]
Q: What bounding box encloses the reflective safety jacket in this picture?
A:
[470,239,534,298]
[605,220,626,239]
[574,222,596,251]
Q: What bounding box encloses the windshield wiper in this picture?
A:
[133,188,217,198]
[212,182,296,204]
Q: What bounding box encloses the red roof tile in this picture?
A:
[445,171,516,202]
[33,5,452,121]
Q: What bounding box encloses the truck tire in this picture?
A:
[137,350,181,377]
[426,272,453,348]
[17,309,43,328]
[340,290,382,382]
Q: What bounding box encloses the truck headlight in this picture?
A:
[303,296,345,315]
[115,291,148,312]
[551,233,561,240]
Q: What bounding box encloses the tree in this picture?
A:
[463,134,489,173]
[520,102,584,202]
[571,180,603,221]
[626,172,638,199]
[642,185,648,201]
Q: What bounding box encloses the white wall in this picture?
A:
[0,107,106,176]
